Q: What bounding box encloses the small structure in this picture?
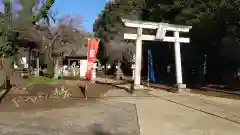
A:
[14,27,44,76]
[16,38,40,76]
[122,19,192,91]
[61,48,88,77]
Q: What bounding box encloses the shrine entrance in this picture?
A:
[121,19,192,91]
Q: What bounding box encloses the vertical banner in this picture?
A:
[85,39,99,81]
[148,49,155,82]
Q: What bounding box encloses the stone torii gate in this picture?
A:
[121,19,192,91]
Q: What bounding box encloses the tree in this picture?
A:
[94,0,145,79]
[0,0,55,57]
[0,0,55,91]
[36,14,89,77]
[0,0,17,57]
[143,0,240,85]
[0,0,55,83]
[95,0,240,85]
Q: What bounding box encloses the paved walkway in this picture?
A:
[97,77,240,135]
[103,88,240,135]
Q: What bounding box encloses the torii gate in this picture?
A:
[122,19,192,91]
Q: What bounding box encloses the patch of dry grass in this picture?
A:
[49,85,72,100]
[12,85,72,107]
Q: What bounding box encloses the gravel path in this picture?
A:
[0,100,140,135]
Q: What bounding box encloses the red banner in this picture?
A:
[85,39,99,81]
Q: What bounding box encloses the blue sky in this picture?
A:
[52,0,108,32]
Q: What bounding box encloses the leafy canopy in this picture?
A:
[0,0,55,57]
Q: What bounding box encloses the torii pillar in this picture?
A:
[122,19,192,91]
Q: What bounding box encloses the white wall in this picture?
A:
[80,60,88,78]
[21,57,28,68]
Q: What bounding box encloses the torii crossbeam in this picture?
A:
[122,19,192,91]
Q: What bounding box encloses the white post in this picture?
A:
[36,58,39,76]
[80,60,87,78]
[132,65,135,80]
[78,60,81,78]
[174,31,185,89]
[132,55,135,81]
[92,62,97,82]
[134,27,143,89]
[54,59,59,79]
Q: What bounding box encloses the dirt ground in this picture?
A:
[0,77,140,135]
[0,80,115,112]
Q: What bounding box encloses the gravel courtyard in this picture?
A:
[0,99,140,135]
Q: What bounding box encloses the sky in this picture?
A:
[52,0,108,32]
[0,0,107,31]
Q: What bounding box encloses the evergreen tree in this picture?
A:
[94,0,240,85]
[93,0,145,63]
[143,0,240,83]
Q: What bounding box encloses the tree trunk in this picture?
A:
[27,47,31,74]
[54,58,60,78]
[44,54,54,77]
[0,57,13,87]
[44,45,55,77]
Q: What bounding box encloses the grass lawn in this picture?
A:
[26,76,63,87]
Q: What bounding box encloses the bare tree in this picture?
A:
[35,14,89,77]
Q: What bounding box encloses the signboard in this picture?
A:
[85,39,99,81]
